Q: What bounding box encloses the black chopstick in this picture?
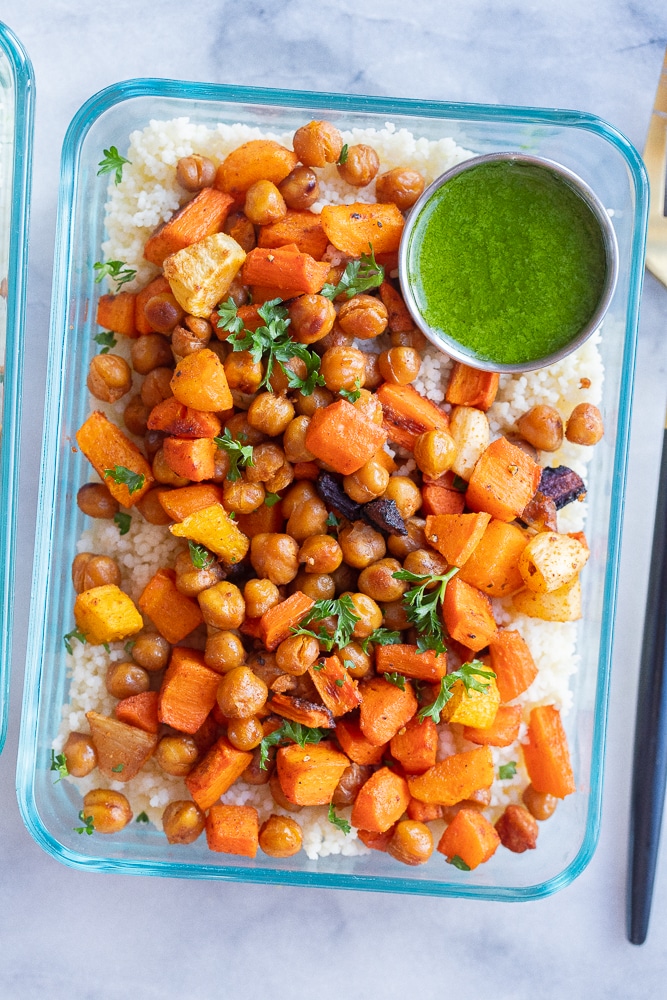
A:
[627,414,667,944]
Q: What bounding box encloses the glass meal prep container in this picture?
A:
[17,79,648,898]
[0,23,33,754]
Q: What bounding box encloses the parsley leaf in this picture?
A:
[114,511,132,535]
[392,566,459,655]
[258,720,329,770]
[339,378,362,403]
[338,143,349,165]
[188,540,214,570]
[124,640,136,656]
[264,493,281,507]
[452,475,468,493]
[418,660,496,724]
[320,246,384,300]
[104,465,145,495]
[50,750,68,783]
[74,811,95,835]
[360,628,402,654]
[93,259,137,290]
[328,802,351,835]
[94,330,117,354]
[448,855,471,871]
[214,427,255,481]
[383,672,406,691]
[63,628,86,655]
[216,297,246,336]
[292,595,360,652]
[282,343,326,396]
[499,761,518,780]
[97,145,131,185]
[136,812,149,823]
[326,511,341,528]
[111,763,125,773]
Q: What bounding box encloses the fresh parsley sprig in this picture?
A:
[320,246,384,301]
[418,660,496,724]
[339,378,362,403]
[392,566,459,654]
[114,512,132,535]
[499,761,518,780]
[360,628,402,654]
[383,672,406,691]
[337,143,349,165]
[74,811,95,835]
[136,812,149,823]
[328,802,351,835]
[104,465,145,495]
[214,427,255,481]
[50,750,68,783]
[63,628,86,655]
[97,146,131,185]
[93,260,137,290]
[292,595,360,652]
[258,720,329,770]
[448,855,471,871]
[93,330,117,354]
[188,540,214,570]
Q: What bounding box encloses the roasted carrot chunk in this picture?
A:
[378,281,414,333]
[147,397,222,439]
[157,483,226,522]
[522,705,576,798]
[425,512,491,567]
[356,827,395,852]
[162,436,217,482]
[320,202,405,257]
[137,568,203,644]
[465,436,542,522]
[457,519,529,597]
[115,691,160,735]
[359,676,418,746]
[259,591,315,651]
[488,629,538,702]
[307,654,361,716]
[235,501,285,539]
[374,644,448,683]
[445,362,500,411]
[276,741,349,806]
[421,482,466,516]
[464,704,523,747]
[407,747,495,805]
[376,382,449,451]
[76,411,154,507]
[305,398,387,475]
[96,291,137,337]
[269,693,335,730]
[334,717,386,766]
[144,187,235,266]
[205,803,259,857]
[442,576,498,652]
[350,766,410,833]
[185,736,253,811]
[241,246,330,296]
[389,716,439,774]
[158,647,221,735]
[406,799,443,823]
[258,210,329,259]
[437,807,500,869]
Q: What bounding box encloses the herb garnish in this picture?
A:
[188,540,214,570]
[339,378,362,403]
[111,763,124,773]
[74,811,95,836]
[452,475,468,493]
[63,628,86,655]
[321,246,384,300]
[338,143,349,165]
[104,465,145,495]
[136,812,149,823]
[50,750,68,783]
[499,761,518,780]
[97,145,131,185]
[258,720,329,770]
[292,595,360,652]
[392,566,459,654]
[328,802,351,835]
[114,512,132,535]
[93,259,137,290]
[124,640,136,656]
[418,660,496,724]
[360,628,402,654]
[264,492,281,507]
[94,330,117,354]
[325,511,341,529]
[383,672,406,691]
[448,855,471,871]
[214,427,255,481]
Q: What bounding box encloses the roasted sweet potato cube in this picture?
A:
[320,202,404,257]
[170,348,233,412]
[442,576,498,652]
[114,691,160,735]
[205,803,259,858]
[424,512,491,568]
[522,704,576,799]
[407,747,495,806]
[162,436,217,482]
[268,693,334,730]
[376,382,449,451]
[359,676,418,746]
[350,766,410,833]
[374,644,448,683]
[137,568,203,644]
[488,630,538,702]
[258,210,329,259]
[276,741,349,806]
[86,710,157,780]
[170,502,249,565]
[464,704,523,747]
[334,717,386,766]
[389,717,439,774]
[457,519,529,597]
[147,398,222,439]
[158,483,226,522]
[465,436,542,523]
[76,410,154,507]
[215,139,298,197]
[445,362,500,411]
[305,399,387,476]
[185,736,253,811]
[437,807,500,869]
[158,647,221,735]
[73,584,143,646]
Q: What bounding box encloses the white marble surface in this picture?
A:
[1,1,667,996]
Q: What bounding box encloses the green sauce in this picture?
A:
[407,160,608,366]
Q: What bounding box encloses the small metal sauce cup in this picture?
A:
[398,152,619,373]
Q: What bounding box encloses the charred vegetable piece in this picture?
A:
[362,497,408,536]
[518,490,558,531]
[537,466,587,509]
[316,471,365,521]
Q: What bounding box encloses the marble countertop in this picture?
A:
[1,1,667,996]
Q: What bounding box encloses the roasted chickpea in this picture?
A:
[83,789,132,834]
[288,293,336,344]
[143,428,165,461]
[357,557,407,604]
[243,744,274,784]
[227,715,264,751]
[76,482,119,520]
[141,366,174,408]
[522,783,558,821]
[155,735,199,777]
[224,412,267,448]
[375,167,425,210]
[259,814,303,857]
[204,629,245,674]
[198,580,245,630]
[352,388,384,425]
[281,480,318,517]
[244,577,281,619]
[210,447,232,483]
[338,520,386,569]
[294,384,334,417]
[517,404,564,452]
[320,344,366,393]
[343,459,390,503]
[72,553,121,593]
[275,633,321,676]
[387,516,427,559]
[565,402,604,446]
[244,179,287,226]
[176,154,216,191]
[390,327,427,351]
[244,442,285,483]
[264,459,294,494]
[381,600,412,632]
[246,650,281,687]
[378,346,421,385]
[403,547,449,579]
[332,763,373,806]
[105,661,150,700]
[298,534,343,574]
[286,497,329,541]
[87,354,133,403]
[250,532,300,585]
[223,350,264,395]
[172,321,211,358]
[505,433,539,462]
[174,550,225,597]
[344,591,383,639]
[62,731,97,778]
[278,164,320,209]
[143,292,184,334]
[387,820,434,866]
[136,487,174,525]
[382,475,422,518]
[130,333,173,375]
[336,143,380,186]
[152,447,189,486]
[132,633,170,672]
[223,209,256,253]
[293,120,343,167]
[290,570,336,602]
[314,325,352,354]
[247,392,295,437]
[337,641,372,680]
[413,429,457,478]
[269,769,302,812]
[282,416,315,464]
[338,294,388,340]
[162,800,206,845]
[330,562,359,595]
[123,395,151,436]
[217,666,268,719]
[362,351,382,390]
[223,478,265,515]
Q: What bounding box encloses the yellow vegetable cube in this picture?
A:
[73,584,143,646]
[512,575,582,621]
[170,502,250,565]
[163,232,246,317]
[518,531,589,593]
[449,405,490,480]
[441,673,501,728]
